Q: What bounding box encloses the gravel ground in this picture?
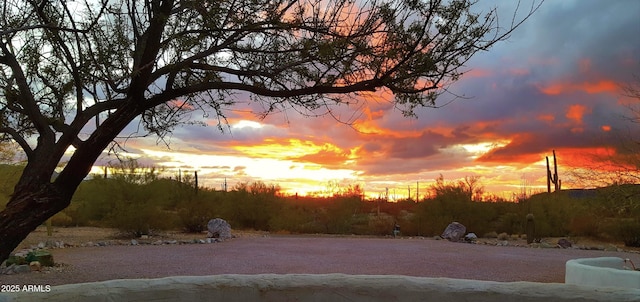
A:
[2,234,639,286]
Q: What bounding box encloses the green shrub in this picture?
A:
[51,211,74,227]
[611,219,640,247]
[568,214,600,237]
[177,195,219,233]
[483,231,498,238]
[107,201,176,237]
[497,232,510,240]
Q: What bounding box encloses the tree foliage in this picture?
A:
[0,0,541,262]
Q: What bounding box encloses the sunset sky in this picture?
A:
[92,0,640,200]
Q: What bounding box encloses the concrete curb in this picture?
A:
[2,274,639,302]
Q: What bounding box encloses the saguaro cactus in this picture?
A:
[546,150,561,193]
[526,213,536,244]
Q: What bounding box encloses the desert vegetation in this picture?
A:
[1,164,638,246]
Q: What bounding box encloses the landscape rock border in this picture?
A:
[2,237,230,275]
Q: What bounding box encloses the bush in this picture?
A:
[483,231,498,238]
[611,219,640,247]
[568,214,600,237]
[497,232,510,240]
[108,201,176,237]
[177,196,219,233]
[51,211,74,227]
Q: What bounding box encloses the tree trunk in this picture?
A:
[0,101,144,263]
[0,183,71,263]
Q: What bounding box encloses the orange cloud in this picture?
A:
[233,138,353,167]
[475,134,542,164]
[601,125,611,132]
[539,83,563,95]
[559,147,623,171]
[537,114,555,122]
[565,104,591,124]
[539,80,619,95]
[583,80,618,94]
[465,68,492,78]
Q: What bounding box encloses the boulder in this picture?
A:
[207,218,233,240]
[464,232,478,242]
[441,222,466,242]
[557,238,572,249]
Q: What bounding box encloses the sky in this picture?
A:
[91,0,640,200]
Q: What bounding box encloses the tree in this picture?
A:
[0,0,541,261]
[460,175,484,201]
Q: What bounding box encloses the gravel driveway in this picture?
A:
[2,235,639,286]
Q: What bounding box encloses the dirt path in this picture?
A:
[3,235,639,286]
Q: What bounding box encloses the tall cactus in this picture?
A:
[526,213,536,244]
[546,150,561,193]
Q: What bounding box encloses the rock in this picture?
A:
[464,233,478,242]
[540,242,554,248]
[557,238,572,249]
[15,264,31,274]
[604,245,618,252]
[29,261,42,271]
[207,218,233,240]
[37,242,46,249]
[131,239,139,245]
[1,264,16,275]
[13,250,29,258]
[152,240,163,245]
[441,222,466,242]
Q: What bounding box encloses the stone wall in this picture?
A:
[1,274,639,302]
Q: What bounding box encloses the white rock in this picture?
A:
[206,218,233,240]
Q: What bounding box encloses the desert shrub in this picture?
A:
[269,203,316,233]
[323,196,363,234]
[51,212,74,227]
[497,232,510,240]
[367,213,393,236]
[483,231,498,238]
[0,164,23,208]
[610,219,640,247]
[568,214,600,237]
[177,193,220,233]
[68,178,119,226]
[107,198,176,237]
[219,182,283,231]
[521,192,577,237]
[495,212,523,235]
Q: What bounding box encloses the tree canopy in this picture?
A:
[0,0,541,262]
